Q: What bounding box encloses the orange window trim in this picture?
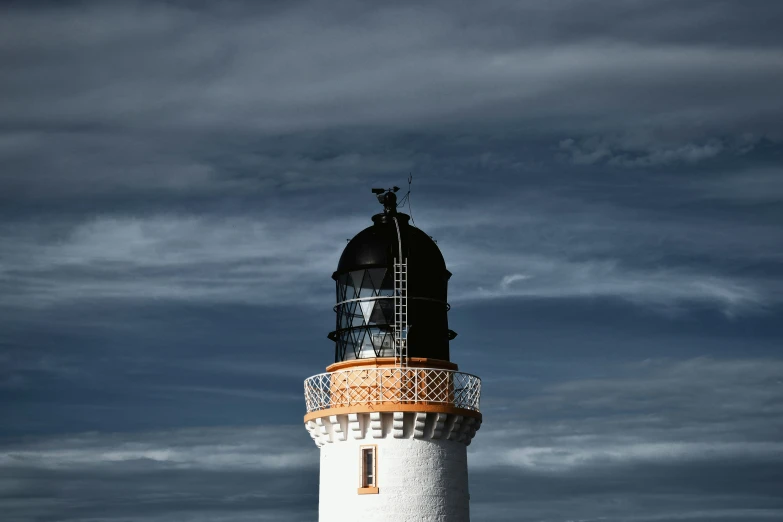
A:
[359,444,378,494]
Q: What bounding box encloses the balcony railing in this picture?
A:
[304,367,481,414]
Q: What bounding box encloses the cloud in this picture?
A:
[701,167,783,202]
[1,206,775,316]
[0,426,319,522]
[468,357,783,521]
[0,215,350,308]
[4,176,781,316]
[556,135,765,167]
[2,358,781,521]
[0,426,315,472]
[1,1,782,138]
[434,197,780,315]
[0,1,779,320]
[458,257,765,314]
[474,357,783,470]
[1,3,782,521]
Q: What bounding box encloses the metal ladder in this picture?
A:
[394,258,408,367]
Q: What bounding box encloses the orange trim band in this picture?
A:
[326,357,458,373]
[304,403,482,423]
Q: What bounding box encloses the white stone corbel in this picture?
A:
[446,415,463,441]
[304,411,480,446]
[413,412,428,439]
[305,420,320,446]
[431,412,448,439]
[330,415,346,441]
[369,411,383,439]
[392,411,405,438]
[315,416,333,444]
[348,413,362,440]
[455,416,474,443]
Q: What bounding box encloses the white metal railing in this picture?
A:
[303,367,481,413]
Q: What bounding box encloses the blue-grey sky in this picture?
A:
[1,1,783,521]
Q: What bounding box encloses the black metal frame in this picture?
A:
[331,267,396,362]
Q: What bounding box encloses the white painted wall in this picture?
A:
[318,436,470,522]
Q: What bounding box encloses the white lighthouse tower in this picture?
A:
[303,188,482,521]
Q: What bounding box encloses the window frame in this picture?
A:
[358,445,379,494]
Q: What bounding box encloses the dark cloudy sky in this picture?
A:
[2,1,783,521]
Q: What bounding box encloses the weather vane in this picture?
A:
[371,186,400,214]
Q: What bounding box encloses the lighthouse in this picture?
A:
[303,187,482,521]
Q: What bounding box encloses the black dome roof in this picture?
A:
[329,200,455,363]
[334,213,449,278]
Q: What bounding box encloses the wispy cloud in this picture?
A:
[1,2,782,521]
[701,167,783,202]
[473,357,783,471]
[0,426,318,521]
[559,137,726,167]
[2,358,781,522]
[1,210,774,316]
[0,426,314,471]
[0,215,348,308]
[469,357,783,521]
[2,2,782,137]
[457,258,765,314]
[3,189,779,316]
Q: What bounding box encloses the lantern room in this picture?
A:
[328,189,456,363]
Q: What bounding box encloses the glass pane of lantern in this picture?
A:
[337,307,344,329]
[360,330,375,357]
[359,300,374,324]
[358,270,375,299]
[369,328,390,355]
[349,270,364,291]
[369,329,381,352]
[369,300,392,324]
[344,301,357,323]
[351,327,365,349]
[349,339,360,360]
[340,332,354,360]
[367,268,387,292]
[346,308,355,328]
[361,270,374,291]
[378,272,394,296]
[380,299,394,324]
[383,331,394,353]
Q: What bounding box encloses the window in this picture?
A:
[358,446,378,494]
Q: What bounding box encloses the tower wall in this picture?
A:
[305,410,479,521]
[318,429,470,522]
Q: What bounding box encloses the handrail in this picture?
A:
[303,367,481,413]
[333,296,450,311]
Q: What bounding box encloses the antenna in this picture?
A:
[396,173,416,227]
